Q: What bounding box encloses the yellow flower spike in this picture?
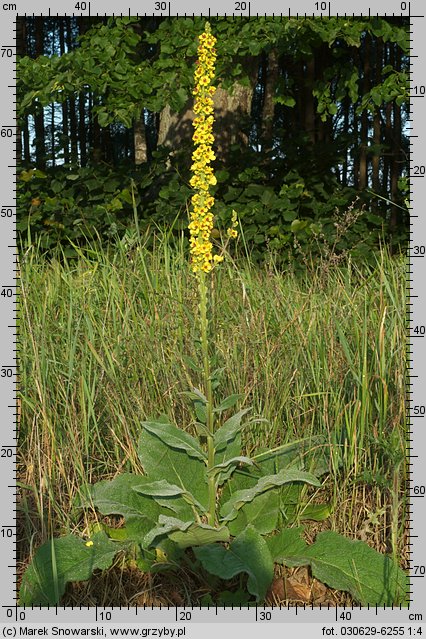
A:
[85,540,94,547]
[188,23,220,274]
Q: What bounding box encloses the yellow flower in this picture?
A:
[85,540,94,547]
[188,22,226,273]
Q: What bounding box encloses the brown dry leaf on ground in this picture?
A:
[267,566,341,606]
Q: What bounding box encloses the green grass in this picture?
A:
[18,235,407,604]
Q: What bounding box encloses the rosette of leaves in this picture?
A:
[19,391,408,606]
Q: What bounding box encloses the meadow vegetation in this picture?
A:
[19,233,407,605]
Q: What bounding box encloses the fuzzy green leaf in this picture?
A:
[82,473,162,542]
[142,420,206,462]
[144,514,230,549]
[133,479,186,498]
[227,490,280,536]
[133,479,207,514]
[207,456,254,477]
[19,532,124,605]
[253,435,333,477]
[272,531,408,605]
[169,524,230,548]
[194,525,274,601]
[214,394,244,413]
[144,515,192,547]
[220,468,321,522]
[266,526,308,566]
[214,433,242,487]
[307,532,408,605]
[138,424,209,515]
[213,408,252,448]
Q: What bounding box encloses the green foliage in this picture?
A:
[20,411,407,606]
[268,530,408,606]
[17,165,141,251]
[18,155,395,263]
[194,526,274,601]
[19,532,127,605]
[17,16,409,259]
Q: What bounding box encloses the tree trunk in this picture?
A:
[16,16,26,166]
[383,100,392,193]
[304,57,316,144]
[134,114,147,165]
[342,96,350,186]
[66,18,78,165]
[261,49,279,151]
[50,104,55,167]
[157,101,193,151]
[353,102,359,189]
[390,44,402,235]
[372,38,383,200]
[158,58,258,163]
[34,17,46,168]
[78,17,89,166]
[102,123,113,164]
[358,36,370,190]
[79,93,87,166]
[213,80,254,159]
[59,19,70,164]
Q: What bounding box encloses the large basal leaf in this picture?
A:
[272,530,408,605]
[138,425,209,514]
[84,474,162,543]
[220,468,321,522]
[194,525,274,602]
[266,526,308,567]
[19,532,124,605]
[142,420,206,462]
[307,532,408,605]
[225,487,329,537]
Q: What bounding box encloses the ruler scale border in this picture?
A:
[0,1,423,631]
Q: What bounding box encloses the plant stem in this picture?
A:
[198,272,216,526]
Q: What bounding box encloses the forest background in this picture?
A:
[17,15,409,260]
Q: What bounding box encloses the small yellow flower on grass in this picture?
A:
[85,540,94,547]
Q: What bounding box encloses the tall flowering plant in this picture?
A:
[188,23,239,526]
[19,23,408,607]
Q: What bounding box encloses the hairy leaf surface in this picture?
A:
[194,525,274,601]
[19,532,124,605]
